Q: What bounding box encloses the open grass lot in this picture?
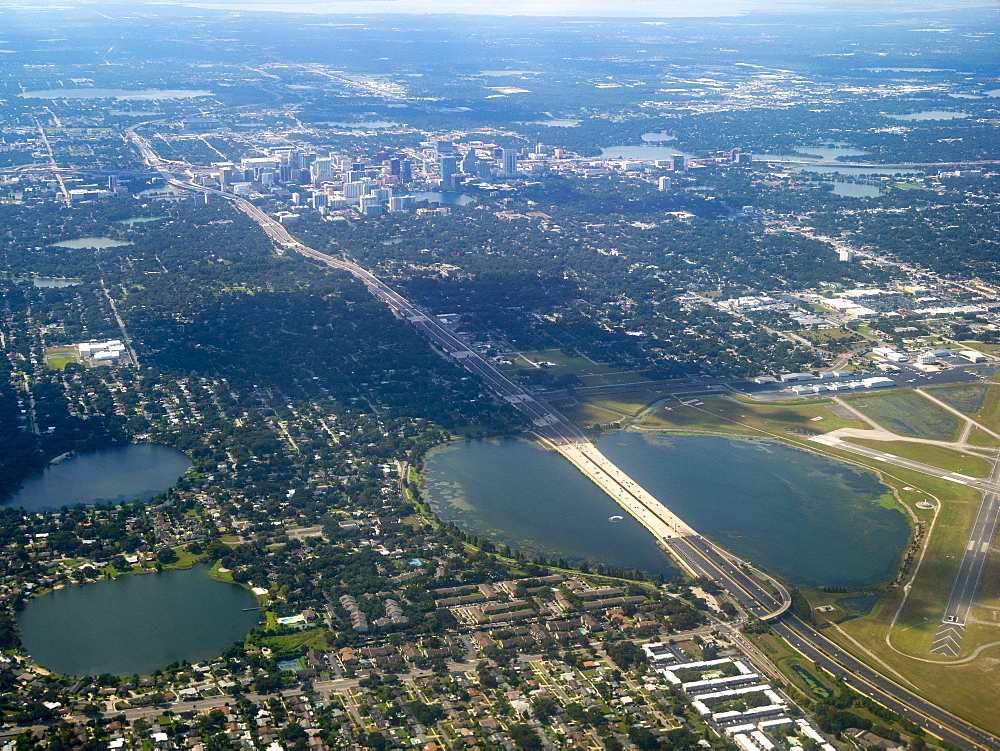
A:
[561,389,696,426]
[966,427,1000,448]
[963,385,1000,434]
[500,348,650,388]
[841,437,993,478]
[578,371,650,387]
[845,390,961,442]
[635,395,870,436]
[926,382,1000,434]
[562,400,632,426]
[506,348,623,376]
[925,383,990,414]
[962,341,1000,357]
[973,530,1000,609]
[253,627,328,655]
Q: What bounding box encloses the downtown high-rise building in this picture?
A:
[502,148,518,177]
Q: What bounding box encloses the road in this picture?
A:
[125,131,998,748]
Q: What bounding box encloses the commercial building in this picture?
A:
[502,149,519,178]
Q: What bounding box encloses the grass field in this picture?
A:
[926,383,990,414]
[254,627,327,655]
[43,345,79,370]
[842,437,993,478]
[845,390,962,442]
[619,390,1000,732]
[805,466,1000,735]
[501,348,650,388]
[561,389,707,427]
[744,631,835,701]
[635,395,870,436]
[506,348,621,375]
[966,427,1000,448]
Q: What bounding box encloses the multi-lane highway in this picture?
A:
[125,131,999,748]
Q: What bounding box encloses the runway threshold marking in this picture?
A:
[930,623,966,656]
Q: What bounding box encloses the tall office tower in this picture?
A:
[310,158,334,184]
[461,148,478,174]
[219,167,238,191]
[389,158,402,176]
[535,142,546,156]
[658,176,672,192]
[311,191,329,208]
[671,154,685,172]
[435,140,454,155]
[439,155,458,187]
[342,181,366,201]
[107,175,117,192]
[502,148,518,177]
[729,147,742,163]
[400,160,412,183]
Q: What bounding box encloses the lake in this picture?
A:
[885,110,969,121]
[18,564,259,676]
[6,444,193,512]
[422,439,681,580]
[19,88,211,100]
[409,191,476,206]
[114,216,166,226]
[423,434,909,589]
[599,145,694,160]
[596,433,908,589]
[22,277,82,288]
[793,165,920,177]
[50,237,132,249]
[523,119,581,127]
[816,180,881,198]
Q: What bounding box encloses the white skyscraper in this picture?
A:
[502,149,518,177]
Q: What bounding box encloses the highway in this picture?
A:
[125,131,999,748]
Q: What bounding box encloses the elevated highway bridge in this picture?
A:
[123,130,999,748]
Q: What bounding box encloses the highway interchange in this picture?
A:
[126,131,1000,749]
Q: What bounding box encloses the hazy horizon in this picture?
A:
[1,0,996,16]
